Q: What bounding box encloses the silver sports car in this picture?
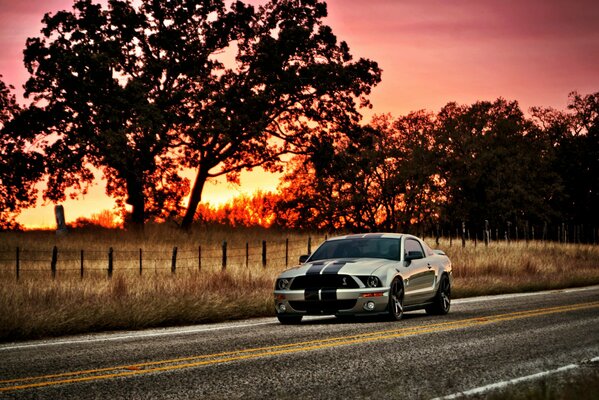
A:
[274,233,452,324]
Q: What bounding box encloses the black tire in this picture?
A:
[426,274,451,315]
[388,277,404,321]
[277,314,303,325]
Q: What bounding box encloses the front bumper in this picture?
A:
[274,287,391,316]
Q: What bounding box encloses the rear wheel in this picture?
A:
[277,314,303,325]
[426,274,451,315]
[388,277,404,321]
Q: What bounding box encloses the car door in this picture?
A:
[402,238,436,304]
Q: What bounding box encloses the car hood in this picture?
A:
[279,258,396,278]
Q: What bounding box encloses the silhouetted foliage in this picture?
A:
[0,77,43,230]
[532,91,599,228]
[195,191,280,228]
[18,0,380,229]
[276,114,444,231]
[433,98,558,229]
[179,0,381,229]
[276,92,599,235]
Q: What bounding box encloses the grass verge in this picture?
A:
[1,227,598,342]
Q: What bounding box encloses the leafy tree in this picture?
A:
[20,0,380,229]
[0,77,43,230]
[178,0,381,229]
[533,91,599,227]
[433,98,558,229]
[566,91,599,227]
[276,113,444,232]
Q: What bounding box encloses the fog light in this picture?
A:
[278,303,287,313]
[363,301,376,311]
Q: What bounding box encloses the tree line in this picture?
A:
[275,92,599,235]
[0,1,597,236]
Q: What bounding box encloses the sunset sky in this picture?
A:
[1,0,598,228]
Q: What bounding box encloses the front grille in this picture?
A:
[290,275,359,290]
[289,300,358,314]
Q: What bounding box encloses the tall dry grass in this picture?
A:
[1,226,598,342]
[444,238,599,297]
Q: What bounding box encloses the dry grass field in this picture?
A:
[1,226,598,342]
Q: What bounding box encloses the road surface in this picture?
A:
[1,286,598,399]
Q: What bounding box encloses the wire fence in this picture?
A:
[1,236,323,281]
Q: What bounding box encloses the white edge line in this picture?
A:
[0,316,331,352]
[432,357,599,400]
[453,284,599,305]
[0,321,274,351]
[1,285,598,351]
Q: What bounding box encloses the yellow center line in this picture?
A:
[1,301,598,393]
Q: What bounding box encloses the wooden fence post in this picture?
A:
[307,237,312,255]
[285,238,289,267]
[139,249,143,276]
[262,240,267,268]
[80,250,84,279]
[108,247,113,278]
[15,247,20,282]
[171,247,177,274]
[51,246,58,279]
[484,220,489,247]
[198,245,202,272]
[461,222,466,248]
[246,242,249,268]
[222,241,227,270]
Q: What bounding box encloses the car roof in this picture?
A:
[326,233,406,241]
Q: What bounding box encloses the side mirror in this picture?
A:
[299,254,310,263]
[404,251,424,262]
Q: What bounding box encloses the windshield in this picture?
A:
[309,238,400,262]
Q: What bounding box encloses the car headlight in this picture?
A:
[276,278,291,290]
[366,276,380,288]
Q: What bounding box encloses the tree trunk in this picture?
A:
[126,176,145,230]
[181,169,208,230]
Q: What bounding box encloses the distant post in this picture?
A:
[108,247,113,278]
[262,240,267,268]
[171,247,178,274]
[461,221,466,248]
[16,247,20,282]
[285,238,289,267]
[484,220,489,247]
[222,241,227,270]
[55,205,67,235]
[51,246,58,279]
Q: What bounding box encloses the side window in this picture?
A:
[404,239,425,259]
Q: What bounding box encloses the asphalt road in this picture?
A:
[1,286,598,399]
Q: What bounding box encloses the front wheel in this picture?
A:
[388,277,404,321]
[277,314,303,325]
[426,274,451,315]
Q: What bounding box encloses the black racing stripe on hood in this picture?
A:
[322,262,346,275]
[306,263,326,275]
